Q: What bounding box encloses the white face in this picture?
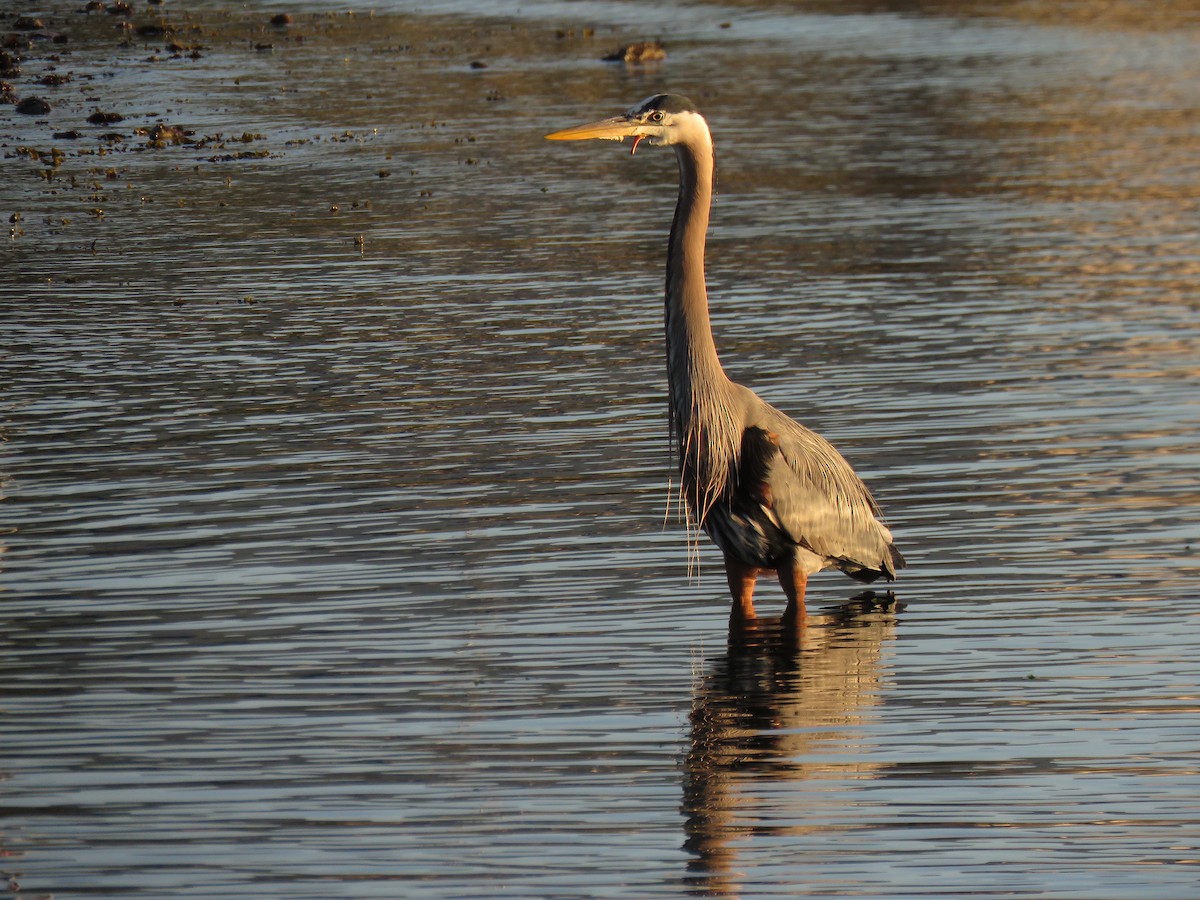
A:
[621,102,709,149]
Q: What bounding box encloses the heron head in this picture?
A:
[545,93,705,154]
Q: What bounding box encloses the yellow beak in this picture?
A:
[544,115,639,142]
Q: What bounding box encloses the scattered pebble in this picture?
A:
[603,40,666,63]
[206,149,270,162]
[16,96,52,115]
[142,123,192,147]
[88,110,125,124]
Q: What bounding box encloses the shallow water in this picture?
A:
[3,1,1199,897]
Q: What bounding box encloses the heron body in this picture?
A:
[546,94,904,624]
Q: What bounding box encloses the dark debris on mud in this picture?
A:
[2,4,641,243]
[1,5,319,238]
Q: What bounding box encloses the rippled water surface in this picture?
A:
[3,1,1199,897]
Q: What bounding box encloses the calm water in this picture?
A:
[3,1,1199,897]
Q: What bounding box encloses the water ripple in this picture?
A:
[3,1,1199,897]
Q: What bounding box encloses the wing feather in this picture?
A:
[746,394,901,580]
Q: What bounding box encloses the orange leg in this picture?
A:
[777,562,809,631]
[723,552,759,623]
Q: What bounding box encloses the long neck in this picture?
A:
[664,129,739,519]
[665,133,726,434]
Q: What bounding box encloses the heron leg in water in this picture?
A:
[723,552,759,622]
[778,562,809,629]
[715,554,811,624]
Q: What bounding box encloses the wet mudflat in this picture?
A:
[2,1,1199,897]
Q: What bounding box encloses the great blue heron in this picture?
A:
[546,94,904,625]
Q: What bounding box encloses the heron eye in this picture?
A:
[650,111,665,123]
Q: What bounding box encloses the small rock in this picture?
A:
[270,13,294,26]
[16,95,51,114]
[88,110,124,124]
[603,40,666,63]
[145,122,190,147]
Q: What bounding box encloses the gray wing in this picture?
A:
[747,390,903,581]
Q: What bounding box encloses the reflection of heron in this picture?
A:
[682,594,899,896]
[547,95,904,625]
